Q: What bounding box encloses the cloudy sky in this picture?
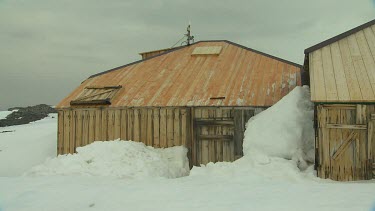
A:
[0,0,374,110]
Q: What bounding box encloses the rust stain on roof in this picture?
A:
[56,41,302,108]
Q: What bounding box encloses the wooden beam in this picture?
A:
[195,120,234,126]
[326,124,367,130]
[198,135,233,141]
[332,131,357,160]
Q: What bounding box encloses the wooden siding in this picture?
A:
[309,24,375,102]
[57,106,265,166]
[56,41,301,109]
[57,107,192,156]
[316,104,375,181]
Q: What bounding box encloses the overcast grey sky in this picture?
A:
[0,0,374,110]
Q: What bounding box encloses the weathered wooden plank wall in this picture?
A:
[316,104,375,181]
[57,107,192,155]
[57,106,266,166]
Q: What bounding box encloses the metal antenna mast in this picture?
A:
[171,23,195,47]
[185,24,194,46]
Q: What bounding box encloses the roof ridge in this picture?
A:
[305,18,375,54]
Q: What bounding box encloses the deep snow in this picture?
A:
[1,87,375,211]
[27,140,189,179]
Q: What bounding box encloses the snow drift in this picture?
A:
[191,86,316,179]
[26,140,190,179]
[243,86,314,168]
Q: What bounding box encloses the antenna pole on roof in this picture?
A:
[171,23,195,47]
[185,23,194,46]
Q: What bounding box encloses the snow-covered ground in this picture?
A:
[1,87,375,211]
[0,113,57,176]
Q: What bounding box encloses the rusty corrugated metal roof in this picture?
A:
[56,40,302,108]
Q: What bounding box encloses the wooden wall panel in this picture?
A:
[75,110,82,150]
[57,110,64,154]
[57,106,262,167]
[153,108,160,148]
[88,110,95,144]
[63,111,70,154]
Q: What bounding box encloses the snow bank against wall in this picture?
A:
[26,140,190,179]
[243,86,314,169]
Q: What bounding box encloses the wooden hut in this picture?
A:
[304,19,375,181]
[56,40,302,166]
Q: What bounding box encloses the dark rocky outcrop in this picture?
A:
[0,104,57,127]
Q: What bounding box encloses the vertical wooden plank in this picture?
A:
[338,38,363,101]
[215,109,223,162]
[233,109,243,158]
[330,43,350,101]
[188,108,194,167]
[195,108,202,165]
[74,109,82,147]
[319,106,330,178]
[114,109,121,140]
[201,109,209,165]
[63,110,70,154]
[133,109,140,142]
[127,108,134,141]
[82,110,89,146]
[69,110,76,154]
[368,119,374,164]
[167,108,174,147]
[160,108,167,148]
[147,109,153,146]
[153,108,160,148]
[174,109,180,146]
[120,109,128,141]
[88,110,95,144]
[107,109,115,141]
[322,45,339,101]
[94,109,102,141]
[140,109,148,144]
[57,110,64,155]
[101,109,108,141]
[208,108,216,162]
[181,109,187,147]
[311,50,327,101]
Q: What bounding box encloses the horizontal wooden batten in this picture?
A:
[323,104,357,109]
[198,135,233,140]
[195,119,234,126]
[326,124,367,130]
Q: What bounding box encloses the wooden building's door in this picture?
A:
[194,118,235,165]
[192,108,255,166]
[317,105,372,180]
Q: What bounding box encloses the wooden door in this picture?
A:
[194,118,234,165]
[317,105,372,180]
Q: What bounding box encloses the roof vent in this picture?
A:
[192,46,222,55]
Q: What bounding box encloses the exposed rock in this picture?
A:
[0,104,56,127]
